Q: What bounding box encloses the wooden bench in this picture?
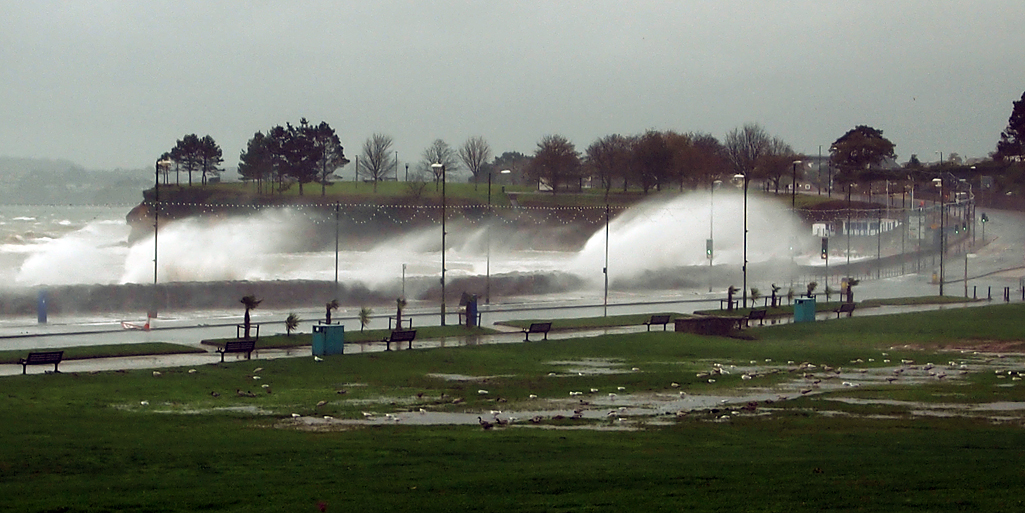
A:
[383,329,416,351]
[19,351,63,375]
[834,302,856,318]
[217,340,256,362]
[643,314,671,331]
[523,322,551,341]
[745,309,768,327]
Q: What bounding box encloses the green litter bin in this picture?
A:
[312,324,345,356]
[793,297,816,323]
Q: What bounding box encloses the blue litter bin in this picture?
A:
[793,297,816,323]
[312,324,345,356]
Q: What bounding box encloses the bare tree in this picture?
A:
[585,134,631,200]
[360,133,395,192]
[689,132,727,188]
[756,138,799,194]
[405,169,429,200]
[458,136,492,189]
[528,134,580,194]
[723,123,773,178]
[420,139,460,189]
[631,130,673,194]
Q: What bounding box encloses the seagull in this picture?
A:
[477,389,489,395]
[314,356,324,362]
[617,386,626,391]
[362,412,374,418]
[670,382,680,388]
[316,400,328,407]
[253,367,263,374]
[590,388,599,393]
[291,413,300,418]
[152,371,161,377]
[252,376,261,380]
[528,394,538,399]
[140,401,149,406]
[188,369,197,374]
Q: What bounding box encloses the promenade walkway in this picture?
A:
[0,299,1002,377]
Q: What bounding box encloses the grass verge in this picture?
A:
[2,304,1024,511]
[0,342,206,364]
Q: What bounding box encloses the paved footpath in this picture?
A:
[2,299,1003,377]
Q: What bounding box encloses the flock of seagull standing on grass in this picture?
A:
[131,351,1017,427]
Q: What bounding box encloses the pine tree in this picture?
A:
[997,90,1025,161]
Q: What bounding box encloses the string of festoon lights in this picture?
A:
[10,201,922,231]
[138,201,643,227]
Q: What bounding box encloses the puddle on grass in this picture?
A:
[227,349,1025,430]
[827,397,1025,415]
[426,373,514,382]
[547,358,632,376]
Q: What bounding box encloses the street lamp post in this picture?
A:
[154,157,160,288]
[485,170,511,305]
[153,157,171,319]
[934,177,945,296]
[847,184,853,268]
[742,172,749,309]
[827,162,833,198]
[791,160,802,208]
[334,202,340,287]
[432,163,447,325]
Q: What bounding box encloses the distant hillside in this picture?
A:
[0,156,152,205]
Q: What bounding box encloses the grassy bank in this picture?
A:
[2,303,1024,511]
[0,342,205,364]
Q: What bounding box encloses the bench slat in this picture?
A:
[834,303,856,317]
[384,330,417,351]
[644,315,671,331]
[523,322,551,341]
[20,351,64,374]
[218,340,257,362]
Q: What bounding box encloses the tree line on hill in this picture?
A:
[156,90,1025,204]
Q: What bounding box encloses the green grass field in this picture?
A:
[2,304,1024,511]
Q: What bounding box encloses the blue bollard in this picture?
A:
[37,290,48,324]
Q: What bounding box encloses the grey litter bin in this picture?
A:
[312,324,345,356]
[793,297,816,323]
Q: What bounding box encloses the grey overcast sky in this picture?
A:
[1,1,1023,172]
